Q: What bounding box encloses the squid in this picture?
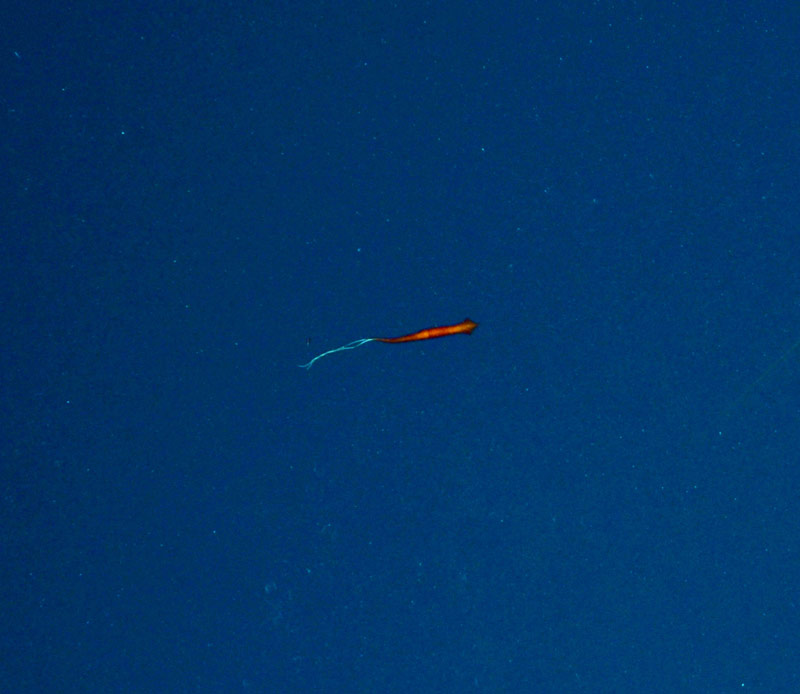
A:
[299,318,478,369]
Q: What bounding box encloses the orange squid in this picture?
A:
[299,318,478,369]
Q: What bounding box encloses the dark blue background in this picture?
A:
[3,2,800,691]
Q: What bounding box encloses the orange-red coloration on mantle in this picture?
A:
[374,318,478,343]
